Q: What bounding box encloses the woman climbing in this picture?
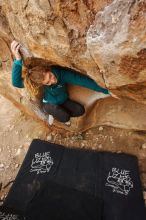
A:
[11,40,116,124]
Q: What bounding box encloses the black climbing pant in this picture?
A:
[1,140,146,220]
[42,98,85,122]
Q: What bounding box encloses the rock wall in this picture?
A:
[0,0,146,131]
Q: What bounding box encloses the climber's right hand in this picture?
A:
[109,91,120,99]
[11,40,22,60]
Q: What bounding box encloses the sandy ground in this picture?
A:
[0,95,146,205]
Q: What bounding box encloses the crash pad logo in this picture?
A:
[0,211,20,220]
[30,152,54,174]
[105,168,133,195]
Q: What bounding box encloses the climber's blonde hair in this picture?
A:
[23,65,51,98]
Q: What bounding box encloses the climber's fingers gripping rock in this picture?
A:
[109,92,120,99]
[11,40,22,60]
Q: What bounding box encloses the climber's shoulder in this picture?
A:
[50,65,64,72]
[50,65,66,79]
[50,65,63,82]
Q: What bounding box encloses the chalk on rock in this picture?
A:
[0,164,4,168]
[99,126,103,131]
[15,164,19,169]
[142,143,146,149]
[65,121,71,126]
[98,144,102,149]
[48,115,54,126]
[15,149,21,156]
[46,134,52,141]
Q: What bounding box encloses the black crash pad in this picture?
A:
[0,139,145,220]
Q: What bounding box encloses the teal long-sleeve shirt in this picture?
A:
[12,59,109,105]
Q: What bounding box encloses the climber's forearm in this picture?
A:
[94,83,109,94]
[11,40,24,88]
[11,59,24,88]
[61,67,109,94]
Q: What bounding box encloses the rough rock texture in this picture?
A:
[0,0,146,131]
